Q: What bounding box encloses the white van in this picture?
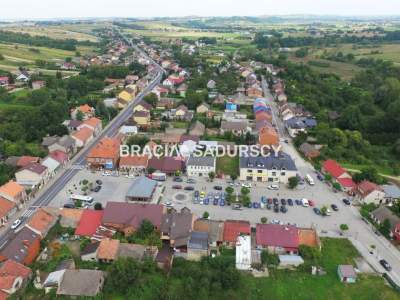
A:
[305,174,315,186]
[302,198,309,207]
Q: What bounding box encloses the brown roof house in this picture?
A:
[0,197,17,227]
[0,260,32,297]
[196,102,210,114]
[161,207,194,253]
[25,208,57,238]
[193,219,224,249]
[220,121,249,136]
[299,143,320,159]
[15,163,49,189]
[96,238,120,263]
[56,269,104,297]
[102,202,165,236]
[189,121,206,137]
[0,181,27,206]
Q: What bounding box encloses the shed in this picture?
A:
[337,265,357,283]
[278,255,304,267]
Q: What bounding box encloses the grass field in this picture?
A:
[216,155,239,176]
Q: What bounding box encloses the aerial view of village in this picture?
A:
[0,0,400,299]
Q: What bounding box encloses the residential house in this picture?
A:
[133,111,151,127]
[117,90,134,108]
[354,181,385,205]
[258,126,279,146]
[189,121,206,137]
[49,150,69,166]
[78,117,102,136]
[382,184,400,203]
[247,86,263,98]
[48,135,76,156]
[0,227,40,265]
[71,127,94,148]
[255,110,273,123]
[370,206,400,240]
[125,176,157,202]
[170,105,193,121]
[16,72,30,82]
[0,197,17,227]
[156,98,176,110]
[148,157,185,175]
[161,207,194,252]
[81,242,100,262]
[186,156,216,177]
[133,100,152,113]
[86,137,120,170]
[75,210,104,237]
[256,224,300,254]
[25,208,57,238]
[193,219,224,249]
[207,80,216,89]
[0,260,32,297]
[97,238,120,263]
[236,235,252,270]
[187,231,209,261]
[285,117,317,138]
[70,104,95,120]
[16,156,39,169]
[321,160,356,192]
[299,143,320,159]
[15,163,49,189]
[220,121,249,136]
[56,269,104,297]
[32,80,46,90]
[152,85,169,100]
[0,181,27,205]
[118,125,138,139]
[196,102,210,114]
[239,151,297,184]
[102,202,165,236]
[63,120,82,132]
[338,265,357,283]
[223,220,251,247]
[58,208,84,228]
[119,155,148,174]
[0,76,9,87]
[41,156,61,177]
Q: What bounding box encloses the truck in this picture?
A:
[150,172,167,181]
[305,174,315,186]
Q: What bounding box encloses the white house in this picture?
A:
[354,181,385,205]
[235,235,252,270]
[186,156,216,177]
[41,156,61,177]
[15,163,49,189]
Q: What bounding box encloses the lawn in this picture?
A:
[171,121,188,129]
[244,238,399,300]
[216,155,239,176]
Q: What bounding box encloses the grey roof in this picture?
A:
[58,135,76,148]
[338,265,357,278]
[370,206,400,229]
[240,151,297,171]
[285,117,317,129]
[161,208,193,247]
[0,227,39,263]
[193,219,224,244]
[81,242,100,256]
[221,121,248,131]
[188,231,208,250]
[187,156,215,168]
[118,243,147,260]
[57,269,104,297]
[382,184,400,199]
[126,176,157,199]
[42,136,60,147]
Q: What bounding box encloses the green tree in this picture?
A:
[261,217,268,224]
[94,202,103,210]
[136,219,155,239]
[380,218,392,237]
[203,211,210,219]
[320,205,328,216]
[208,171,215,182]
[261,251,279,266]
[288,176,299,189]
[340,224,349,232]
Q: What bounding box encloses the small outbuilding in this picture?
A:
[337,265,357,283]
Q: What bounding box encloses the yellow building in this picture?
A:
[133,111,150,127]
[118,90,134,108]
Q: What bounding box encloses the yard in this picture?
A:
[216,155,239,176]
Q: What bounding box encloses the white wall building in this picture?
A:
[186,156,216,177]
[236,235,252,270]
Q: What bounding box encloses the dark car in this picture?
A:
[184,186,194,191]
[317,174,324,181]
[194,191,200,198]
[379,259,392,271]
[213,198,219,205]
[342,198,351,205]
[273,198,279,205]
[96,180,103,185]
[247,202,253,208]
[280,198,286,206]
[266,203,272,210]
[253,202,260,209]
[267,198,273,204]
[295,199,302,205]
[63,203,75,209]
[173,177,183,182]
[172,185,182,189]
[204,198,210,205]
[214,185,223,191]
[280,205,287,213]
[313,208,321,215]
[261,196,267,204]
[274,205,279,213]
[219,200,226,206]
[287,199,294,206]
[93,185,101,192]
[331,204,339,211]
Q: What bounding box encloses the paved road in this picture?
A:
[260,76,400,285]
[0,35,164,247]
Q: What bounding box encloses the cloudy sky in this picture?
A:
[2,0,400,19]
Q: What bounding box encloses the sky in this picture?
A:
[2,0,400,20]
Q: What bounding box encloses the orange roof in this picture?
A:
[0,181,24,198]
[0,259,32,290]
[259,126,279,146]
[298,228,319,247]
[27,208,56,236]
[119,155,148,167]
[78,104,93,114]
[82,117,102,128]
[0,197,16,219]
[97,238,120,260]
[59,208,84,222]
[17,156,39,168]
[87,137,120,159]
[72,127,94,142]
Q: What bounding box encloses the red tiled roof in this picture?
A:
[256,224,299,249]
[223,220,251,243]
[87,137,120,159]
[82,117,101,128]
[75,210,104,236]
[21,163,47,175]
[119,155,148,167]
[16,156,39,168]
[148,157,184,174]
[49,150,68,164]
[322,159,346,179]
[356,180,382,196]
[0,260,31,291]
[72,127,94,142]
[337,177,356,188]
[0,197,16,219]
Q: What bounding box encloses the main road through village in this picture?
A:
[0,31,165,247]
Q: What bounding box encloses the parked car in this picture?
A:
[261,196,267,204]
[295,199,301,205]
[280,198,286,206]
[313,208,321,215]
[302,198,309,207]
[379,259,392,271]
[273,198,279,205]
[274,205,279,213]
[317,173,324,181]
[331,204,339,211]
[63,203,75,209]
[266,204,272,210]
[214,185,223,190]
[219,200,226,206]
[241,182,252,188]
[187,179,196,184]
[308,200,315,207]
[253,202,260,209]
[184,186,194,191]
[267,198,273,204]
[280,205,287,213]
[96,180,103,185]
[194,191,200,198]
[172,185,182,189]
[233,204,242,210]
[173,177,183,182]
[204,198,209,205]
[343,198,351,205]
[93,185,101,192]
[11,219,22,230]
[213,198,219,205]
[165,201,174,208]
[287,199,294,206]
[267,184,279,190]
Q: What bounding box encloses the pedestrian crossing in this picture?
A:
[20,206,38,219]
